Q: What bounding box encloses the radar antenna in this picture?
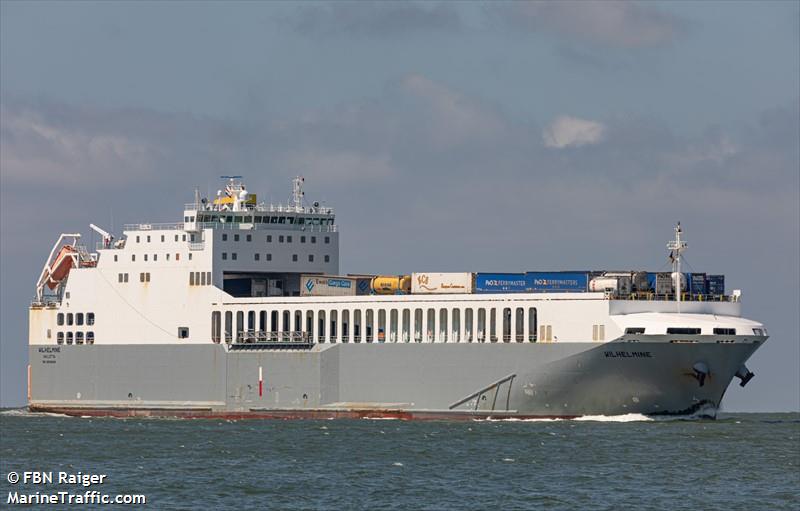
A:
[666,222,688,310]
[292,176,305,211]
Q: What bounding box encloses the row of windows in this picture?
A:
[140,272,151,283]
[222,233,331,244]
[114,253,192,263]
[221,253,331,263]
[56,331,95,345]
[625,327,738,335]
[56,312,95,326]
[189,272,212,286]
[135,234,188,243]
[197,214,333,226]
[212,307,545,344]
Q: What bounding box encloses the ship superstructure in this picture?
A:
[27,178,767,419]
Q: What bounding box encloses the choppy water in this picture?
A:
[1,410,798,510]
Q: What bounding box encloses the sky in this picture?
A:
[1,1,798,411]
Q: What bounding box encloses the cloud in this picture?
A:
[491,1,688,48]
[543,115,606,149]
[281,1,462,37]
[399,74,506,147]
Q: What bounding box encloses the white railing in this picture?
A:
[123,222,185,231]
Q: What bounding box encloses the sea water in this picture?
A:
[1,411,798,510]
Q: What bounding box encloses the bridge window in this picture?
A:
[67,313,74,326]
[287,236,292,243]
[86,331,94,344]
[57,313,64,326]
[231,253,237,261]
[666,328,701,335]
[87,313,95,325]
[324,255,330,263]
[477,308,486,342]
[66,332,73,344]
[76,313,84,326]
[292,254,298,262]
[311,236,317,244]
[255,253,260,261]
[301,236,306,243]
[267,235,272,242]
[222,253,227,260]
[502,308,511,342]
[236,311,244,342]
[189,272,195,285]
[325,236,330,244]
[222,234,227,241]
[224,311,232,342]
[465,308,473,342]
[57,332,64,344]
[234,234,239,242]
[76,332,84,344]
[266,253,272,261]
[713,328,736,335]
[625,327,645,334]
[308,254,314,262]
[528,308,537,342]
[246,234,252,242]
[279,236,284,243]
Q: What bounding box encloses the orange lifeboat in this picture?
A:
[47,245,77,289]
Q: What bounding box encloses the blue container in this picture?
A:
[707,275,725,295]
[646,273,657,291]
[526,272,588,292]
[689,273,707,294]
[475,273,528,293]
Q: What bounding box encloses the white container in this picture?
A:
[301,275,357,297]
[411,272,473,294]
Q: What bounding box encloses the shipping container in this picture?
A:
[526,272,588,292]
[300,275,357,296]
[355,277,373,295]
[707,275,725,296]
[648,272,674,295]
[475,273,528,293]
[411,272,473,294]
[689,273,707,295]
[589,276,632,295]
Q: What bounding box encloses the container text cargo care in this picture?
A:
[300,275,356,296]
[475,273,528,293]
[411,272,473,294]
[526,272,588,292]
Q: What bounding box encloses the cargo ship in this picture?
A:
[27,177,767,419]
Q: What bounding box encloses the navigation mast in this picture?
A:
[667,222,688,310]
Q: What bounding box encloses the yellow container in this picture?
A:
[371,276,411,294]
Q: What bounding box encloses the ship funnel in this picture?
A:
[735,365,755,387]
[692,362,709,387]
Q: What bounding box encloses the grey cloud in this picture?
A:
[489,1,689,49]
[280,1,462,37]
